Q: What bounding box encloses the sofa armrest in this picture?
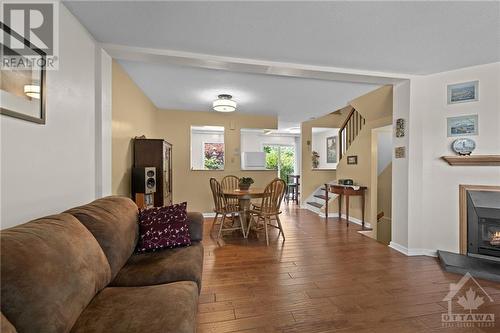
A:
[186,212,204,242]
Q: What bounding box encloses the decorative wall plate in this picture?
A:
[452,138,476,156]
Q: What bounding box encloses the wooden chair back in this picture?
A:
[221,175,240,206]
[209,178,226,213]
[259,178,286,214]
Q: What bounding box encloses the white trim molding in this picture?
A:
[389,242,437,257]
[202,212,216,218]
[101,43,413,85]
[319,212,372,229]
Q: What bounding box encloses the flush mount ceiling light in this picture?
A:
[24,84,40,99]
[213,94,237,112]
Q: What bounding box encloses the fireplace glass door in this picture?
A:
[467,191,500,259]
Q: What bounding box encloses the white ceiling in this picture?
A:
[65,1,499,74]
[63,1,499,126]
[118,60,378,123]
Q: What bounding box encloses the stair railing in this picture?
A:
[339,107,365,160]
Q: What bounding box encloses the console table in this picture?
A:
[324,184,369,230]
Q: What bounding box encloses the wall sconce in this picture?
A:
[24,85,40,99]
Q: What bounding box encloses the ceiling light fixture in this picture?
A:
[213,94,237,112]
[24,84,40,99]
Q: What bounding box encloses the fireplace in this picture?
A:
[467,190,500,259]
[438,185,500,282]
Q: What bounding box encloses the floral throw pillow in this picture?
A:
[136,202,191,253]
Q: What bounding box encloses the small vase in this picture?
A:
[239,184,250,191]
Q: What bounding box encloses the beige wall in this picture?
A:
[377,163,392,219]
[376,162,392,244]
[111,61,279,213]
[335,116,392,229]
[300,86,393,233]
[155,110,278,213]
[112,61,159,196]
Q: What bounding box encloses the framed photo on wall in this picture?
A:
[347,155,358,165]
[447,114,478,137]
[0,23,46,124]
[447,80,478,104]
[326,136,337,163]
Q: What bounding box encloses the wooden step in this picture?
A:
[314,194,327,200]
[307,202,323,209]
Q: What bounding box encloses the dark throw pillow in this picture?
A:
[136,202,191,253]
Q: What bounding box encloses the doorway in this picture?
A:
[371,125,393,245]
[263,144,296,182]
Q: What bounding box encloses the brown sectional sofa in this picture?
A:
[0,196,204,333]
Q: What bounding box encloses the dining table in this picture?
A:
[222,187,267,237]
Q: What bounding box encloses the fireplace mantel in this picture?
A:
[459,184,500,254]
[442,155,500,166]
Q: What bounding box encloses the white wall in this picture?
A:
[311,128,339,169]
[391,80,411,251]
[0,4,112,228]
[376,128,392,175]
[393,62,500,255]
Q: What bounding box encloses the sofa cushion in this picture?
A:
[186,212,204,242]
[65,196,139,279]
[71,282,198,333]
[111,242,203,290]
[136,202,191,253]
[1,214,111,333]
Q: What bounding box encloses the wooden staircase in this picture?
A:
[339,107,365,160]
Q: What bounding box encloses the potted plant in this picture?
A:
[239,177,254,190]
[312,151,320,168]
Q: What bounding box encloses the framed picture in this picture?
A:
[447,81,478,104]
[0,23,46,124]
[347,155,358,165]
[395,146,406,159]
[447,114,478,137]
[326,136,337,163]
[395,118,405,138]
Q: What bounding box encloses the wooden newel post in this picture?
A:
[324,184,329,220]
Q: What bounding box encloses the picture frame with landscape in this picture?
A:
[326,136,337,163]
[447,114,478,137]
[447,80,478,104]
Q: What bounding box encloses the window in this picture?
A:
[263,145,295,181]
[240,128,298,181]
[190,126,225,170]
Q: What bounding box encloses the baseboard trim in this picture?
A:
[389,242,437,257]
[318,212,372,229]
[202,212,216,218]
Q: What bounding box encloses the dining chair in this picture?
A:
[221,175,240,208]
[285,175,300,204]
[209,178,245,239]
[247,178,286,246]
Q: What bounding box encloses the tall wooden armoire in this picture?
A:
[133,139,173,207]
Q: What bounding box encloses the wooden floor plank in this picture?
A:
[197,204,500,332]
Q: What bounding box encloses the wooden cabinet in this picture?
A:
[133,139,173,207]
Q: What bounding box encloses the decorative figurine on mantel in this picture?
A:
[452,138,476,156]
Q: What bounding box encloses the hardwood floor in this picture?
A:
[197,204,500,333]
